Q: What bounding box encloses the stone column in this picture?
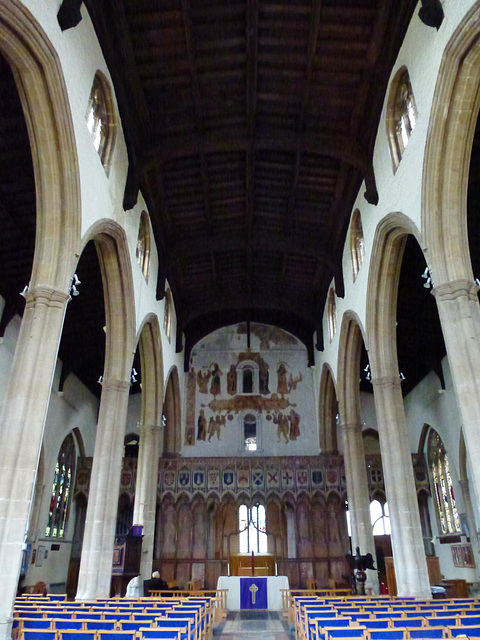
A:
[133,422,162,582]
[459,479,480,577]
[0,286,69,640]
[76,378,131,600]
[371,375,431,598]
[341,421,378,594]
[433,280,480,516]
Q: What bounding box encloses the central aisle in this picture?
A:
[213,610,294,640]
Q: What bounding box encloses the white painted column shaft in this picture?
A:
[341,421,378,594]
[133,422,162,582]
[76,378,130,600]
[372,375,431,598]
[433,280,480,521]
[0,286,69,640]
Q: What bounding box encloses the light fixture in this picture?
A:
[69,273,81,297]
[20,285,28,297]
[364,364,371,381]
[131,368,138,383]
[399,372,405,381]
[475,278,480,287]
[97,375,103,384]
[421,267,433,289]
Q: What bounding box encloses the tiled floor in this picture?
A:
[213,610,294,640]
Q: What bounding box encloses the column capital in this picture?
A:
[101,378,131,392]
[138,423,162,436]
[432,278,479,302]
[340,421,363,434]
[371,375,401,389]
[24,285,70,308]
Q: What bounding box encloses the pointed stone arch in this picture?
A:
[163,366,182,457]
[365,212,430,597]
[318,364,338,452]
[0,0,80,290]
[422,3,480,285]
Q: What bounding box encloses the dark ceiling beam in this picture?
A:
[245,0,259,307]
[166,233,335,269]
[83,0,151,210]
[181,0,216,289]
[144,130,369,172]
[419,0,444,29]
[57,0,83,31]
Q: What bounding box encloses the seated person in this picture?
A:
[148,571,168,594]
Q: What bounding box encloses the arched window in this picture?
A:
[243,368,253,393]
[327,288,336,342]
[387,67,417,171]
[164,289,173,342]
[350,209,365,281]
[428,429,461,535]
[239,503,267,553]
[86,72,116,173]
[46,433,76,538]
[370,499,391,535]
[136,211,151,281]
[244,413,257,451]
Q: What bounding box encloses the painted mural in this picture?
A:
[183,323,316,457]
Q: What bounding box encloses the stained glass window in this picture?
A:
[86,72,116,172]
[427,429,461,535]
[239,503,267,553]
[46,434,76,538]
[387,67,417,171]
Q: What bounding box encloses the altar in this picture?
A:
[216,576,289,610]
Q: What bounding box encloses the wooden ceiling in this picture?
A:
[83,0,419,364]
[1,0,453,398]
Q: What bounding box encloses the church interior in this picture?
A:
[2,0,480,636]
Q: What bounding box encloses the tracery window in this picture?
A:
[46,434,76,538]
[387,67,417,171]
[244,413,257,451]
[136,211,151,281]
[370,499,391,535]
[428,429,461,535]
[239,503,267,553]
[86,72,116,172]
[350,209,365,281]
[327,288,337,342]
[164,289,173,342]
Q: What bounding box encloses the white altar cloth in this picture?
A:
[216,575,289,610]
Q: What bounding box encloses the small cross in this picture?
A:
[249,583,259,605]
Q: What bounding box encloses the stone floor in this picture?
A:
[213,610,294,640]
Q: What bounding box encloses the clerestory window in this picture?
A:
[387,67,417,172]
[86,72,116,173]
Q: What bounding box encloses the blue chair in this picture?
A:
[324,628,365,640]
[140,629,185,640]
[368,630,406,640]
[21,631,56,640]
[450,626,480,638]
[57,632,97,640]
[84,621,117,631]
[409,630,444,639]
[96,632,138,640]
[54,620,83,630]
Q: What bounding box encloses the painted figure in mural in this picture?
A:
[197,369,211,394]
[276,363,288,395]
[273,412,290,443]
[208,414,224,441]
[227,364,237,396]
[209,363,222,397]
[288,372,303,392]
[197,409,207,441]
[259,360,270,395]
[289,409,301,441]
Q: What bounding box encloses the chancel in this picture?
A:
[2,0,480,639]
